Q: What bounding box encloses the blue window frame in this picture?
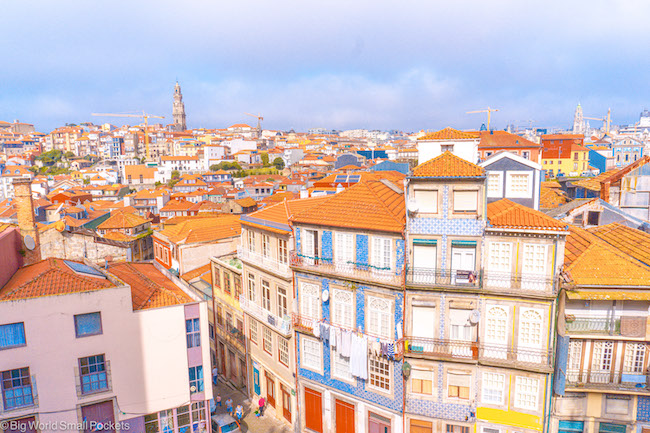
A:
[79,355,108,394]
[188,366,204,393]
[1,367,33,409]
[186,318,200,348]
[74,312,102,338]
[0,322,26,349]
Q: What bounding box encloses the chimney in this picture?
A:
[299,186,309,199]
[13,178,41,265]
[336,183,344,194]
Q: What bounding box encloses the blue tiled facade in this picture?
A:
[638,396,650,422]
[356,234,368,268]
[321,230,333,260]
[396,239,405,276]
[295,270,404,413]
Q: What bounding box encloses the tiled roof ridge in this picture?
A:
[123,263,188,309]
[365,181,404,226]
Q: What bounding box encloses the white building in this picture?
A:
[416,127,480,164]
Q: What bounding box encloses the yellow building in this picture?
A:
[542,144,590,177]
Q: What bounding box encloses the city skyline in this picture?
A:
[3,0,650,132]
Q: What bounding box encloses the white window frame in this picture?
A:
[518,308,544,348]
[413,189,438,213]
[278,238,288,264]
[248,230,256,253]
[331,345,353,382]
[277,286,288,318]
[505,171,533,199]
[300,282,321,320]
[368,354,391,392]
[486,172,503,198]
[624,343,646,373]
[263,326,273,355]
[247,274,256,302]
[453,190,478,213]
[335,232,354,264]
[262,234,270,258]
[301,336,322,372]
[332,288,355,329]
[371,237,392,272]
[481,372,505,405]
[367,295,392,339]
[278,337,290,367]
[250,319,258,344]
[261,280,271,311]
[514,376,539,410]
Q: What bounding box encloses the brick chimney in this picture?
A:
[13,178,41,265]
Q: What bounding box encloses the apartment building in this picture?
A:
[0,259,213,433]
[290,178,407,433]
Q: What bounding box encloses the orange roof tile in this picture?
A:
[98,211,150,230]
[478,130,540,149]
[571,169,620,192]
[487,199,568,231]
[0,258,114,302]
[540,185,569,209]
[181,263,212,282]
[291,180,405,233]
[418,127,479,141]
[235,197,257,207]
[157,215,241,244]
[243,196,330,231]
[412,151,485,178]
[588,223,650,267]
[108,263,194,310]
[564,226,650,287]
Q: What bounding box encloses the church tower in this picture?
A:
[572,102,585,134]
[172,81,187,131]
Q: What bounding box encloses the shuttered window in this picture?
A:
[332,289,354,329]
[414,189,438,213]
[453,190,478,212]
[335,232,354,264]
[372,237,392,271]
[367,296,391,339]
[300,282,320,320]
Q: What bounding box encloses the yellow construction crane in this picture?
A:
[244,112,263,135]
[91,111,165,161]
[584,108,611,135]
[467,107,499,131]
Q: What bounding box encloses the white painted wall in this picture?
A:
[417,139,479,165]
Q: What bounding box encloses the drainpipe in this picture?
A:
[290,224,302,433]
[402,179,408,433]
[545,233,561,433]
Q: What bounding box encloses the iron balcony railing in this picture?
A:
[406,267,480,288]
[239,294,292,337]
[567,369,650,391]
[565,316,622,335]
[238,247,291,278]
[403,336,553,369]
[482,271,556,294]
[290,251,402,286]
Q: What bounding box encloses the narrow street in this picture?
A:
[211,378,292,433]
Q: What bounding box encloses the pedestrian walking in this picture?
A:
[216,394,222,407]
[212,366,218,385]
[235,405,243,424]
[225,398,233,415]
[258,397,265,417]
[209,397,216,414]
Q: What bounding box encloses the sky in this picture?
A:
[3,0,650,133]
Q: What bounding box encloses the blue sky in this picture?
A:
[2,0,650,132]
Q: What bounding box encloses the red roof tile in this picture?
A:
[418,127,479,141]
[412,151,485,178]
[487,199,568,231]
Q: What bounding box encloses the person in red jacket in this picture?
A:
[258,397,266,417]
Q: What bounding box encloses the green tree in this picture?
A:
[171,170,180,179]
[83,177,90,185]
[272,157,285,170]
[64,151,75,159]
[260,152,270,166]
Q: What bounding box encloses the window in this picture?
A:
[592,341,614,372]
[447,373,470,399]
[413,189,438,212]
[522,151,530,160]
[250,319,258,344]
[488,242,512,273]
[277,286,288,318]
[368,355,390,391]
[279,337,289,367]
[188,366,204,393]
[301,336,322,371]
[335,232,355,264]
[302,229,318,263]
[248,230,256,253]
[262,235,270,258]
[507,172,531,198]
[79,355,108,394]
[441,144,454,152]
[0,322,26,349]
[191,401,206,424]
[453,190,478,213]
[332,289,354,328]
[74,312,102,337]
[247,274,256,302]
[522,244,547,276]
[624,343,646,373]
[300,282,320,319]
[367,296,391,339]
[411,370,433,395]
[261,280,272,311]
[278,239,288,264]
[186,318,201,348]
[372,237,392,272]
[225,312,233,330]
[487,172,503,198]
[1,367,33,409]
[482,372,505,404]
[263,327,273,355]
[574,152,579,160]
[159,409,174,433]
[331,345,352,381]
[568,341,582,371]
[447,425,470,433]
[519,309,543,347]
[223,271,231,294]
[514,376,539,410]
[449,309,472,341]
[486,306,508,344]
[216,306,224,327]
[587,211,600,226]
[573,214,584,225]
[208,324,214,341]
[145,414,159,433]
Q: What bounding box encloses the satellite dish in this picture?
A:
[190,385,196,392]
[407,201,419,213]
[469,309,480,324]
[24,235,36,251]
[322,289,329,303]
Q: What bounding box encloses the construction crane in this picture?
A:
[467,107,499,131]
[91,111,165,161]
[244,112,263,136]
[584,108,611,135]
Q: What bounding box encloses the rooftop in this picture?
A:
[589,223,650,267]
[412,151,485,178]
[487,198,568,231]
[418,127,479,141]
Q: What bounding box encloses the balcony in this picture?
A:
[403,336,552,371]
[239,295,292,337]
[290,251,402,287]
[406,267,480,289]
[565,316,621,335]
[483,271,556,295]
[567,370,650,392]
[238,248,291,278]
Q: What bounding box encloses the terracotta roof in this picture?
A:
[418,127,479,141]
[478,130,540,148]
[540,185,569,209]
[98,211,150,230]
[235,197,257,207]
[243,196,329,230]
[181,263,212,282]
[108,263,194,310]
[0,258,114,302]
[571,169,620,192]
[412,151,485,178]
[588,223,650,267]
[157,215,241,244]
[124,165,156,178]
[564,226,650,287]
[487,199,568,231]
[160,198,195,212]
[291,180,405,233]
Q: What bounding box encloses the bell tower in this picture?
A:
[172,81,187,131]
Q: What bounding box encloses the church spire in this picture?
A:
[573,102,584,134]
[172,81,187,131]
